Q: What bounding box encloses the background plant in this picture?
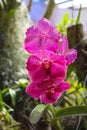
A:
[57,5,82,35]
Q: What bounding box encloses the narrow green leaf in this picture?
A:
[29,104,47,124]
[55,105,87,118]
[0,0,7,8]
[9,89,16,106]
[76,5,82,24]
[0,90,3,101]
[0,91,4,110]
[3,0,7,4]
[2,107,12,122]
[1,87,9,95]
[62,13,69,25]
[15,78,29,88]
[0,0,4,8]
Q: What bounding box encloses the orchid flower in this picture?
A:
[26,50,67,83]
[26,80,70,104]
[24,18,77,104]
[58,36,77,65]
[24,18,60,53]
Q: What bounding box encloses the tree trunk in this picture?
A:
[67,24,87,85]
[0,0,32,88]
[43,0,55,19]
[27,0,33,12]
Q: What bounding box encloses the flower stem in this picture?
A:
[54,120,62,130]
[47,105,62,130]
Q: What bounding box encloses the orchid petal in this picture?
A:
[56,81,70,92]
[66,49,77,65]
[24,18,60,53]
[58,36,68,54]
[51,62,66,80]
[40,91,62,104]
[26,83,41,99]
[37,18,54,34]
[26,55,47,83]
[24,26,40,53]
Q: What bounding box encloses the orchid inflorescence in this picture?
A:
[24,18,77,104]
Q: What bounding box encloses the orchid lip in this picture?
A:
[42,59,51,70]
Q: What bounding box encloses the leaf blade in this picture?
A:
[55,105,87,118]
[29,104,47,124]
[9,88,16,106]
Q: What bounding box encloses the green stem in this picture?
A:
[47,105,62,130]
[47,104,55,116]
[53,120,62,130]
[0,101,13,110]
[76,5,82,24]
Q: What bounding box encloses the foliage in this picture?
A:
[0,90,19,130]
[57,6,82,35]
[57,13,75,35]
[0,90,13,122]
[1,74,87,129]
[29,72,87,129]
[29,104,47,124]
[0,78,29,129]
[0,0,22,8]
[76,5,82,24]
[0,0,7,8]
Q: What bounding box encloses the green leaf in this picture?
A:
[55,105,87,118]
[0,0,4,8]
[70,19,76,24]
[3,0,7,4]
[9,89,16,106]
[76,5,82,24]
[2,107,12,122]
[0,91,4,110]
[62,13,69,25]
[15,78,29,88]
[29,104,47,124]
[0,0,7,8]
[0,90,3,101]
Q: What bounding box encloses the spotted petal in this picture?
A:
[26,55,47,83]
[26,83,41,99]
[40,91,62,104]
[50,62,66,80]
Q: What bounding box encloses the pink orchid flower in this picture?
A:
[24,18,60,53]
[26,50,67,83]
[58,36,77,65]
[26,80,70,104]
[24,18,77,104]
[24,18,77,65]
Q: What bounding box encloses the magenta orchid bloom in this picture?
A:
[58,36,77,65]
[24,18,60,53]
[26,50,67,83]
[24,18,77,104]
[26,80,70,104]
[24,18,77,65]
